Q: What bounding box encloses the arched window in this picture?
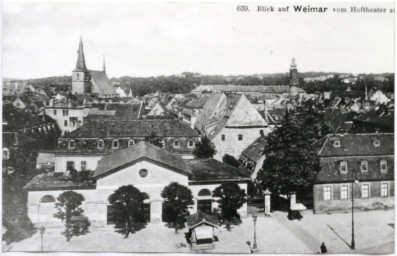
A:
[40,195,56,203]
[2,148,9,160]
[198,189,211,197]
[98,139,104,149]
[173,139,180,148]
[188,139,194,148]
[128,139,135,147]
[69,140,75,149]
[112,139,119,149]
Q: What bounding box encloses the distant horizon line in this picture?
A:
[3,70,394,81]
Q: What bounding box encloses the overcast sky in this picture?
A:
[3,2,395,79]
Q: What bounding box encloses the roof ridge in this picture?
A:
[317,135,329,156]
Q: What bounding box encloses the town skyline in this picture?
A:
[3,2,395,80]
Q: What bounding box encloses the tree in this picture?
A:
[213,182,247,229]
[222,154,240,168]
[144,131,163,148]
[54,191,90,241]
[294,102,330,142]
[256,109,321,202]
[161,182,194,233]
[108,185,146,238]
[193,136,216,158]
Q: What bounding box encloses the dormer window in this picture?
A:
[373,140,380,147]
[160,139,166,147]
[380,160,387,173]
[69,140,75,149]
[173,139,180,148]
[112,139,119,149]
[333,140,341,147]
[3,148,9,160]
[340,161,348,174]
[98,139,104,149]
[128,139,135,147]
[360,161,368,172]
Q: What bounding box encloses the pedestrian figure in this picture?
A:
[320,242,327,253]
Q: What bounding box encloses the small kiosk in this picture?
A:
[186,212,219,251]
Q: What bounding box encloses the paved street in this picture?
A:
[5,209,394,253]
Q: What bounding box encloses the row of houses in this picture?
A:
[6,37,394,226]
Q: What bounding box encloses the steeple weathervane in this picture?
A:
[103,54,106,73]
[75,36,87,70]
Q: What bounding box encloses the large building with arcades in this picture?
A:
[26,142,250,224]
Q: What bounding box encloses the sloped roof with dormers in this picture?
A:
[63,119,200,138]
[314,133,394,157]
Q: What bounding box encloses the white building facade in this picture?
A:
[26,142,249,225]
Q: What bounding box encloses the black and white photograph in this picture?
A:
[2,1,395,254]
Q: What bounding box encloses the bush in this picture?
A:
[222,154,240,168]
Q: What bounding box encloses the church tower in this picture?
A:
[289,58,300,97]
[72,36,91,94]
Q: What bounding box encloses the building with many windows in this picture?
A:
[37,118,201,176]
[313,133,394,213]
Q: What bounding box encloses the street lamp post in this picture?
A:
[39,226,46,251]
[351,170,358,250]
[252,214,258,250]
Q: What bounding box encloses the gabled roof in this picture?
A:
[186,211,218,229]
[3,104,57,132]
[88,108,116,116]
[195,93,267,139]
[90,70,117,96]
[314,133,394,157]
[93,141,190,178]
[183,95,211,109]
[241,136,267,162]
[24,173,96,191]
[353,106,394,128]
[258,108,286,125]
[90,103,143,119]
[186,158,250,182]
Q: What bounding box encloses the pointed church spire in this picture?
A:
[103,54,106,73]
[75,36,87,70]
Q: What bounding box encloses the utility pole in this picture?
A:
[351,171,356,250]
